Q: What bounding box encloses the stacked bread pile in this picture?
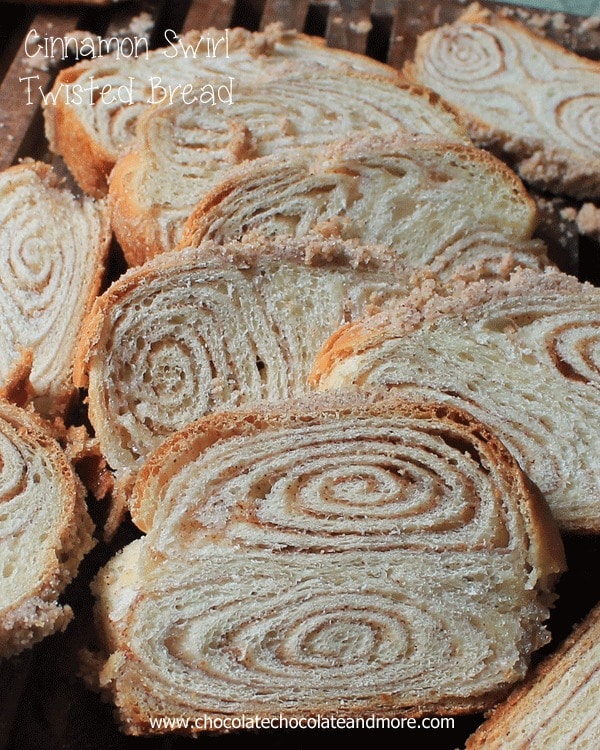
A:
[0,160,105,659]
[2,8,599,745]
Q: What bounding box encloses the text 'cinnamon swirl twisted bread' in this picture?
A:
[467,602,600,748]
[0,400,95,659]
[110,63,469,266]
[404,4,600,199]
[179,133,544,275]
[91,392,564,735]
[74,237,415,492]
[44,24,400,197]
[0,161,110,417]
[311,268,600,533]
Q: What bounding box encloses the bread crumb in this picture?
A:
[580,15,600,32]
[560,206,577,222]
[551,13,569,32]
[576,202,600,239]
[121,11,153,40]
[349,20,373,35]
[528,13,551,30]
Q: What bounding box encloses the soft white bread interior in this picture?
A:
[467,602,600,749]
[0,400,95,659]
[91,391,564,735]
[311,267,600,533]
[109,63,469,266]
[74,236,416,488]
[44,24,401,197]
[0,161,110,417]
[179,133,543,275]
[404,3,600,199]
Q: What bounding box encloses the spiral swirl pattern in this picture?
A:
[110,65,468,263]
[429,230,549,281]
[424,24,508,86]
[0,401,94,657]
[45,27,399,197]
[312,268,600,533]
[406,10,600,198]
[93,394,562,732]
[78,240,411,475]
[0,162,109,416]
[545,320,600,387]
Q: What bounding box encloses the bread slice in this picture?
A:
[73,236,418,492]
[179,132,544,275]
[311,267,600,533]
[0,161,110,418]
[467,602,600,748]
[404,4,600,199]
[44,24,401,198]
[110,63,469,266]
[90,391,564,735]
[0,399,95,659]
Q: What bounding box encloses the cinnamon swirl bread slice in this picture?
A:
[311,267,600,533]
[467,602,600,749]
[0,400,95,659]
[74,236,413,492]
[111,64,469,265]
[0,161,110,417]
[404,4,600,199]
[44,25,400,197]
[91,392,564,735]
[179,133,542,273]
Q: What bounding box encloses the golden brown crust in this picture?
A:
[0,349,36,410]
[45,67,117,199]
[107,150,162,266]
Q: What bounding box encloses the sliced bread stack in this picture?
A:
[178,131,548,277]
[110,63,469,265]
[91,391,564,735]
[20,9,599,742]
[43,24,401,197]
[311,267,600,534]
